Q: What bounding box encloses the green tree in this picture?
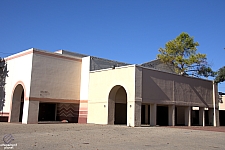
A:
[157,32,215,77]
[0,58,7,111]
[215,66,225,83]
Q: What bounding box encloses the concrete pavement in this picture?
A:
[0,123,224,150]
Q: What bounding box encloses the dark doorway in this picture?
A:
[191,110,199,126]
[157,106,168,126]
[175,106,185,126]
[175,107,177,125]
[115,103,127,124]
[219,110,225,126]
[141,105,145,124]
[141,105,150,124]
[19,90,24,122]
[205,110,209,126]
[38,103,56,121]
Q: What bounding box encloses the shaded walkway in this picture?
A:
[168,126,225,133]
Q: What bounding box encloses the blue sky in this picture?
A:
[0,0,225,91]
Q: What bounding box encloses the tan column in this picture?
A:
[145,105,148,124]
[168,105,175,126]
[212,81,220,127]
[216,109,220,127]
[22,100,39,124]
[150,103,157,126]
[108,99,115,125]
[199,107,205,126]
[134,101,141,127]
[185,106,191,126]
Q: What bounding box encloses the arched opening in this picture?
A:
[108,85,127,125]
[10,84,24,122]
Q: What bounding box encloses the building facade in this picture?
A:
[219,95,225,126]
[0,48,220,127]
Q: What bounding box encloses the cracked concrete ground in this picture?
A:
[0,123,224,150]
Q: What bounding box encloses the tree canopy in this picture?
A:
[0,58,7,112]
[157,32,215,77]
[215,66,225,83]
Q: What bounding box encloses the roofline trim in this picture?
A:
[5,48,82,62]
[90,64,136,73]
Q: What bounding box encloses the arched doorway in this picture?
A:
[10,84,24,122]
[108,85,127,125]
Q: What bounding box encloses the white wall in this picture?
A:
[219,96,225,110]
[4,49,33,113]
[80,56,90,101]
[87,65,137,126]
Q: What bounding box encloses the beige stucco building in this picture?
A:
[0,48,221,127]
[219,95,225,125]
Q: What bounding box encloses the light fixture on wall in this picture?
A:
[130,105,132,108]
[104,105,106,107]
